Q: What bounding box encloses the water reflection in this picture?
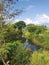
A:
[24,40,38,51]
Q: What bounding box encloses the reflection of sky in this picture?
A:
[24,40,38,51]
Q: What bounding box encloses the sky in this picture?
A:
[13,0,49,27]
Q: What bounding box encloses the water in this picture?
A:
[24,40,38,51]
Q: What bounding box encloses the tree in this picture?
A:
[0,0,23,30]
[14,21,26,29]
[0,22,26,43]
[0,41,30,65]
[26,24,47,33]
[14,21,26,41]
[0,24,19,43]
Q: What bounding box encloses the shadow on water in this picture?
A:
[24,40,38,51]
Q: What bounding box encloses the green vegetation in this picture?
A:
[0,19,49,65]
[23,24,49,49]
[0,0,49,65]
[30,49,49,65]
[0,41,30,65]
[0,21,49,65]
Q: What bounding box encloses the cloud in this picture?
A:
[13,18,32,25]
[24,14,49,26]
[32,14,49,27]
[24,14,49,27]
[13,14,49,27]
[24,18,33,24]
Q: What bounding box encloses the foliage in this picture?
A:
[23,24,49,49]
[26,24,47,33]
[0,20,49,65]
[0,41,30,65]
[30,49,49,65]
[14,21,26,29]
[0,21,26,43]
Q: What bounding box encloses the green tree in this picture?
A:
[26,24,47,34]
[0,0,23,30]
[0,24,18,43]
[14,21,26,29]
[0,41,30,65]
[14,21,26,41]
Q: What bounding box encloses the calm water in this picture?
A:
[24,40,38,51]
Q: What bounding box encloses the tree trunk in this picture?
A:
[2,58,6,65]
[2,58,9,65]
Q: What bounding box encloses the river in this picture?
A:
[24,40,38,51]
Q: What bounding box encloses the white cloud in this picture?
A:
[13,14,49,27]
[24,14,49,27]
[24,18,33,24]
[32,14,49,27]
[13,18,32,25]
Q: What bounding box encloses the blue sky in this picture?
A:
[13,0,49,27]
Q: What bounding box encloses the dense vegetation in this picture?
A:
[0,0,49,65]
[0,21,49,65]
[23,24,49,49]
